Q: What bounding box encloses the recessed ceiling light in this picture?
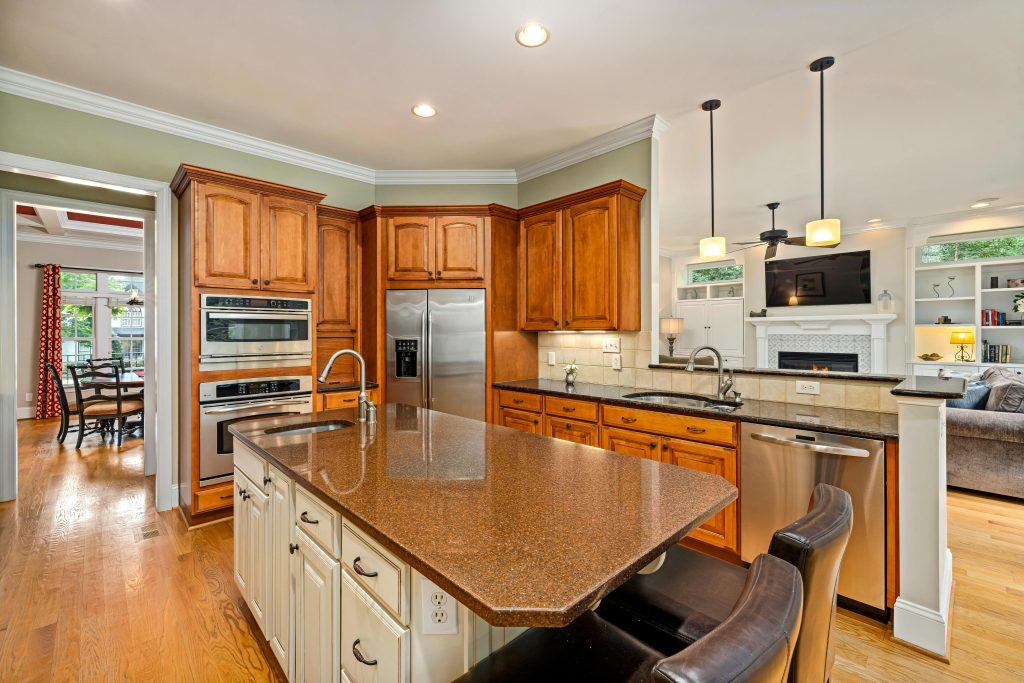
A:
[867,218,882,223]
[515,23,549,47]
[411,104,436,118]
[971,198,997,208]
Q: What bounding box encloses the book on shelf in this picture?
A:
[984,344,1012,363]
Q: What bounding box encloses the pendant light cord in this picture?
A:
[819,67,825,221]
[710,107,715,237]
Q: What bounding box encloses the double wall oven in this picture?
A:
[199,294,312,370]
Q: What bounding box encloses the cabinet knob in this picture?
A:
[533,418,539,425]
[648,442,657,448]
[237,486,247,497]
[564,320,570,327]
[352,640,378,666]
[427,271,433,277]
[289,543,298,555]
[263,279,270,285]
[251,278,258,285]
[662,443,668,450]
[242,493,250,501]
[263,476,271,485]
[554,320,560,327]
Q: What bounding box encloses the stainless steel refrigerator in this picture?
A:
[385,289,486,421]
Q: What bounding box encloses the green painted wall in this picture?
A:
[0,93,375,207]
[517,140,652,207]
[0,170,155,209]
[373,184,517,207]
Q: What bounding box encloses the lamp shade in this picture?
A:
[699,236,727,258]
[805,218,841,247]
[660,318,684,335]
[950,330,975,345]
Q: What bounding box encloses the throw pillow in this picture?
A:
[947,381,992,409]
[983,366,1023,384]
[984,378,1024,413]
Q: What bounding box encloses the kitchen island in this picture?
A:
[228,404,735,682]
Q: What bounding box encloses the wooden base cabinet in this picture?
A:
[601,426,661,461]
[497,407,541,433]
[544,416,599,446]
[662,439,738,551]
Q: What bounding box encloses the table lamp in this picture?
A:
[660,318,684,357]
[950,329,975,363]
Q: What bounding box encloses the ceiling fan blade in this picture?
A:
[785,236,807,246]
[732,240,764,246]
[764,243,778,259]
[727,243,765,255]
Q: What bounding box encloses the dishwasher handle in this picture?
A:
[748,432,870,457]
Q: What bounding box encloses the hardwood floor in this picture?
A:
[2,419,1022,682]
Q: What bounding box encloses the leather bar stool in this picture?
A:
[598,483,853,683]
[453,553,803,683]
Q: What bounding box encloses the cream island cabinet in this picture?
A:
[232,441,523,683]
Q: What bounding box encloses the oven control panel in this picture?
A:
[202,294,310,311]
[198,375,313,403]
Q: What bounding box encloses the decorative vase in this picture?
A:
[565,373,576,386]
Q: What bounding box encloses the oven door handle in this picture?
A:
[203,399,311,414]
[748,432,870,457]
[203,310,310,320]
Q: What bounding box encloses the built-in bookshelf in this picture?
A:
[909,256,1024,375]
[675,278,744,302]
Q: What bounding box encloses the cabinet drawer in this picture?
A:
[498,390,542,412]
[601,405,736,446]
[341,571,409,683]
[193,481,235,514]
[342,522,410,625]
[234,442,269,493]
[544,416,600,447]
[322,388,381,411]
[544,396,598,422]
[295,485,341,558]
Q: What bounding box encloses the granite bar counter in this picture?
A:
[316,380,380,394]
[229,404,736,627]
[494,378,901,440]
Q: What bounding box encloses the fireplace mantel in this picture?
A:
[745,313,897,373]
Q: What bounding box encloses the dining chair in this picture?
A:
[598,483,853,683]
[453,553,803,683]
[45,362,78,444]
[69,363,144,447]
[88,356,143,402]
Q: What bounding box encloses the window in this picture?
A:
[919,231,1024,264]
[688,262,743,283]
[107,274,144,295]
[61,304,94,381]
[59,271,96,292]
[111,306,145,370]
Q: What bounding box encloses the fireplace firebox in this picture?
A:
[778,351,859,373]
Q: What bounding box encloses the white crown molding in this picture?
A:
[16,230,143,253]
[516,115,670,183]
[0,67,377,185]
[1,66,667,187]
[375,169,518,185]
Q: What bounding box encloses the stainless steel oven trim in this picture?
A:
[202,398,312,414]
[199,299,313,361]
[198,375,312,402]
[200,293,312,311]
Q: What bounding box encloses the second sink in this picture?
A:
[622,392,741,412]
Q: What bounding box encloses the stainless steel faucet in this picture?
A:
[685,345,735,401]
[318,349,377,424]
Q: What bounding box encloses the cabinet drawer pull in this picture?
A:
[561,406,575,413]
[512,398,524,404]
[352,556,378,578]
[220,493,233,500]
[352,639,378,666]
[564,422,572,429]
[687,427,707,434]
[299,511,319,525]
[620,416,637,424]
[289,543,298,555]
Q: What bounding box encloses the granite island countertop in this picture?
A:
[229,404,736,627]
[317,380,380,394]
[494,378,901,440]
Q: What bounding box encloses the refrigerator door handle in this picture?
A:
[421,310,429,408]
[425,308,433,407]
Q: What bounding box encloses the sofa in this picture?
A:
[946,366,1024,499]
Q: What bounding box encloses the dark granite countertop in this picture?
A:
[317,380,380,394]
[494,379,900,440]
[229,404,736,627]
[891,375,966,399]
[650,360,903,383]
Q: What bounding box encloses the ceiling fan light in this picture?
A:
[805,218,841,247]
[699,236,727,258]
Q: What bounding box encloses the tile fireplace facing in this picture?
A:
[778,351,859,373]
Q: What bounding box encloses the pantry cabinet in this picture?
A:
[518,181,645,331]
[317,209,359,332]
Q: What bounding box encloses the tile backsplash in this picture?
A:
[537,331,900,413]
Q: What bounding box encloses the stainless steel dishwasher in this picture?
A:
[740,423,886,612]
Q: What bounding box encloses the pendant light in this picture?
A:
[805,56,841,247]
[699,99,726,258]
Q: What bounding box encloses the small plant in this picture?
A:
[1014,293,1024,314]
[564,360,579,384]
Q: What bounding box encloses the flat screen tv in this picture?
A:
[765,250,871,307]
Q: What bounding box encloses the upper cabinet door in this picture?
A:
[707,300,744,358]
[260,195,316,292]
[317,217,358,331]
[562,196,618,330]
[435,216,485,280]
[387,216,435,280]
[194,182,261,289]
[671,301,709,356]
[519,211,562,330]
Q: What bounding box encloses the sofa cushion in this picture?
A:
[947,407,1024,441]
[947,381,992,409]
[982,366,1024,384]
[986,380,1024,413]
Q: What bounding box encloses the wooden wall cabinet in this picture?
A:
[193,182,262,289]
[261,195,317,292]
[518,181,645,331]
[387,215,485,282]
[317,212,359,331]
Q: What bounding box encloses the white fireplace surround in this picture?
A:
[746,314,898,374]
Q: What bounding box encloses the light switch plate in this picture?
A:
[602,337,621,353]
[547,351,556,366]
[796,381,820,395]
[611,354,622,370]
[420,576,458,635]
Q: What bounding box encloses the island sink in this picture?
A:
[622,391,742,412]
[263,418,354,436]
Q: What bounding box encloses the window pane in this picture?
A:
[920,235,1024,263]
[59,271,97,291]
[690,264,743,283]
[61,340,93,381]
[107,274,144,294]
[61,304,94,338]
[112,306,144,338]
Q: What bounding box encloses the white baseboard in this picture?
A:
[893,549,954,658]
[16,406,34,419]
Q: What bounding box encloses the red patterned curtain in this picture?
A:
[35,264,62,419]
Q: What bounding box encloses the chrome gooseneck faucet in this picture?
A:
[318,349,377,424]
[685,345,735,401]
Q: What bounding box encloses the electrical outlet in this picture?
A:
[602,337,621,353]
[795,381,820,395]
[547,351,556,366]
[25,393,33,403]
[420,577,458,635]
[611,354,622,370]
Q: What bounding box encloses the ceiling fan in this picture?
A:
[731,202,838,259]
